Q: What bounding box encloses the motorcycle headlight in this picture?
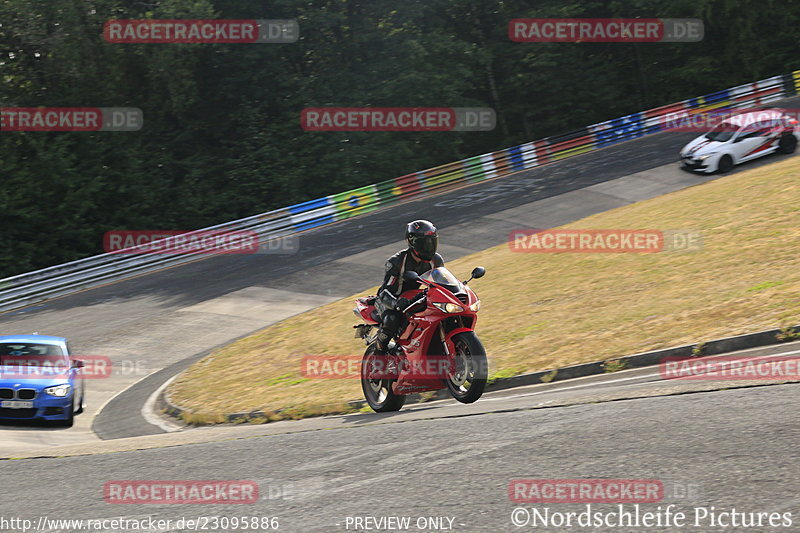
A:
[44,384,71,397]
[469,300,481,312]
[432,302,464,313]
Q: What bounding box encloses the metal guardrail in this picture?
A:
[1,70,798,312]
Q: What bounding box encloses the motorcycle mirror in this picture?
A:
[403,270,421,281]
[465,266,485,284]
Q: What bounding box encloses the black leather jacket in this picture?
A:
[377,249,444,311]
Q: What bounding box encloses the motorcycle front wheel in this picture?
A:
[361,345,406,412]
[446,332,488,404]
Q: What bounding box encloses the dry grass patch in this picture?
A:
[168,156,800,421]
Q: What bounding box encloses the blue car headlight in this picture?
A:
[44,384,71,397]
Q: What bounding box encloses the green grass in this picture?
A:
[487,368,522,385]
[748,281,786,292]
[602,359,628,373]
[168,156,800,423]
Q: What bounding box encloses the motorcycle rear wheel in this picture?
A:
[446,332,487,404]
[361,345,406,412]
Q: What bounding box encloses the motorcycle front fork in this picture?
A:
[439,317,465,356]
[439,324,450,356]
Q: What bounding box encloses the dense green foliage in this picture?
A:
[1,0,798,276]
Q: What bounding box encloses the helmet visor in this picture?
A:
[412,235,438,261]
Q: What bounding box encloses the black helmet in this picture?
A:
[406,220,438,261]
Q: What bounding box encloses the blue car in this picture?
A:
[0,334,86,427]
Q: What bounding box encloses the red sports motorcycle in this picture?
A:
[353,266,487,412]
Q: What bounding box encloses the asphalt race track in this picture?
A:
[1,340,799,532]
[0,96,798,461]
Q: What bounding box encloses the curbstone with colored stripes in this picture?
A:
[1,69,798,312]
[160,324,799,423]
[277,70,799,232]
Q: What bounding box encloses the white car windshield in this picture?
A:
[705,122,738,142]
[420,267,463,290]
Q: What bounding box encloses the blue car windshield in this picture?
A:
[0,343,67,369]
[0,343,64,356]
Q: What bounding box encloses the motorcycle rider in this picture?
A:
[374,220,444,355]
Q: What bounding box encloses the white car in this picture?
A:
[680,109,799,173]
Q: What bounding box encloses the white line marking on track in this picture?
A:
[141,375,183,432]
[479,348,800,403]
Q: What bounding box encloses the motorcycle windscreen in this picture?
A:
[420,267,463,291]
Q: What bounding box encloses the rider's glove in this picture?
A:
[396,297,411,311]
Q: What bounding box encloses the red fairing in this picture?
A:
[355,266,487,406]
[354,297,380,324]
[389,282,479,394]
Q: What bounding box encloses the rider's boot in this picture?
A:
[373,332,399,378]
[374,329,390,356]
